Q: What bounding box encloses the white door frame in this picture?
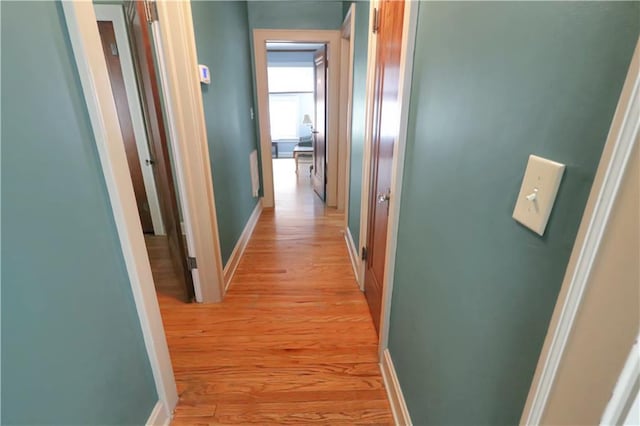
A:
[94,4,165,236]
[338,4,356,215]
[351,2,379,289]
[601,334,640,425]
[152,0,225,304]
[253,29,342,209]
[521,39,640,425]
[62,0,226,420]
[352,0,419,356]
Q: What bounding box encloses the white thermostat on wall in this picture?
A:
[512,155,566,236]
[199,64,210,85]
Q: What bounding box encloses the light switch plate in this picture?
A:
[513,155,565,236]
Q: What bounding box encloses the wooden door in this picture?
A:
[364,0,405,333]
[98,21,154,234]
[124,1,195,301]
[312,46,327,201]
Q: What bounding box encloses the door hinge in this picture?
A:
[187,256,197,270]
[372,8,380,34]
[109,42,119,57]
[145,1,159,23]
[361,247,368,261]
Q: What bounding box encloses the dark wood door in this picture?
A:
[364,0,405,333]
[98,21,154,234]
[124,1,195,301]
[312,46,327,201]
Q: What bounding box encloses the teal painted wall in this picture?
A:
[247,1,344,30]
[191,1,260,265]
[1,2,157,424]
[342,1,352,18]
[388,2,639,425]
[346,0,369,249]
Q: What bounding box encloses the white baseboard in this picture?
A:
[146,401,171,426]
[344,226,360,288]
[381,349,413,426]
[224,198,263,291]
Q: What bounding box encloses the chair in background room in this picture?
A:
[293,134,313,174]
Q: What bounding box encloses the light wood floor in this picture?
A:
[150,159,393,425]
[145,235,190,302]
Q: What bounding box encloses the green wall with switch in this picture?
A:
[1,1,157,423]
[387,2,639,424]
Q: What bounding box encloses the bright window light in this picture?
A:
[268,67,314,93]
[267,66,315,140]
[269,94,299,140]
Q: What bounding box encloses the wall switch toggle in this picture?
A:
[513,155,565,236]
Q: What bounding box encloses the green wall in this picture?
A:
[191,1,260,265]
[1,1,157,423]
[345,0,369,249]
[247,0,344,30]
[387,2,639,425]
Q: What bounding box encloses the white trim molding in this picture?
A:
[253,29,343,209]
[381,349,413,426]
[601,334,640,425]
[224,199,264,291]
[338,4,356,215]
[521,39,640,425]
[154,0,225,303]
[356,0,379,290]
[146,401,171,426]
[61,0,178,413]
[344,226,360,286]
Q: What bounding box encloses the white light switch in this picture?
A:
[513,155,565,236]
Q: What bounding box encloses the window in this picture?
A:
[269,94,299,140]
[268,67,314,93]
[267,66,315,141]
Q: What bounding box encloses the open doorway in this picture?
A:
[253,30,344,210]
[266,42,325,204]
[94,3,194,303]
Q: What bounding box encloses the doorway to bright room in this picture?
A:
[266,42,326,208]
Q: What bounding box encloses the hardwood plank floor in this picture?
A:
[145,234,189,302]
[151,159,393,425]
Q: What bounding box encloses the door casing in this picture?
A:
[339,4,356,221]
[253,29,343,209]
[356,0,419,357]
[62,0,226,419]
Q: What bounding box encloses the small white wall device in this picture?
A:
[199,64,210,85]
[513,155,566,236]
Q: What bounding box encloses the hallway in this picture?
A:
[158,159,393,424]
